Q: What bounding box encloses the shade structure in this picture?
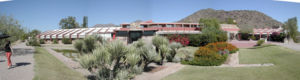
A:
[38,27,121,40]
[0,34,10,39]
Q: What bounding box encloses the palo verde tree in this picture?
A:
[284,17,298,42]
[59,16,80,29]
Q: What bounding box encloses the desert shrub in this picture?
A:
[257,40,265,46]
[39,39,45,44]
[26,37,40,46]
[167,42,182,62]
[188,32,227,47]
[152,35,169,48]
[82,36,97,53]
[188,34,210,47]
[73,36,99,54]
[205,42,239,54]
[173,48,194,62]
[53,39,58,44]
[182,47,227,66]
[74,40,84,54]
[62,38,72,44]
[167,34,189,46]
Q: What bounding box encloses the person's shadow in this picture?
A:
[10,62,31,69]
[0,60,5,62]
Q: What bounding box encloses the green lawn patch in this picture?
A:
[33,47,86,80]
[163,45,300,80]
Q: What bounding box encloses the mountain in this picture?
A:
[178,8,283,32]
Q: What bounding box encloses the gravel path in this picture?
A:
[0,43,35,80]
[134,63,185,80]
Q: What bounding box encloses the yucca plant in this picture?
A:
[159,44,170,65]
[152,35,169,49]
[79,40,141,80]
[132,39,161,69]
[152,35,170,65]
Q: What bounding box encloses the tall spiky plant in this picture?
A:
[152,35,170,65]
[133,39,161,69]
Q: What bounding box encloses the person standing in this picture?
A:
[5,40,12,69]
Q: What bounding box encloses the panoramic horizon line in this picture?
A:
[275,0,300,3]
[0,0,12,2]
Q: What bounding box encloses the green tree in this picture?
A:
[199,18,220,29]
[59,16,80,29]
[284,17,298,42]
[0,15,26,47]
[82,16,88,28]
[199,18,227,43]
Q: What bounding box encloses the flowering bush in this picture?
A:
[205,42,239,54]
[167,34,189,46]
[182,47,227,66]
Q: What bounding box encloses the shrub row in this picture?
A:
[187,33,227,47]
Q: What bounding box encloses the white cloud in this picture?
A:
[0,0,12,2]
[275,0,300,3]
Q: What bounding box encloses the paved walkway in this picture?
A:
[0,43,35,80]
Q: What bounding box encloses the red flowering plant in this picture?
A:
[167,34,189,46]
[205,42,239,54]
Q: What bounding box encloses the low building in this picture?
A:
[252,26,283,40]
[38,20,240,44]
[117,20,201,43]
[38,27,120,44]
[220,24,240,40]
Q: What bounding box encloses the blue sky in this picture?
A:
[0,0,300,32]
